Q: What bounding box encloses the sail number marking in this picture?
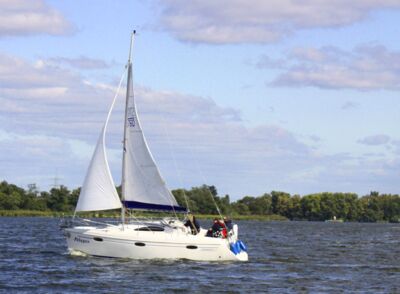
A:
[127,107,136,127]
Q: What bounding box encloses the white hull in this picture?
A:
[64,221,248,262]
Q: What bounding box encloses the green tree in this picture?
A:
[271,191,291,217]
[231,202,251,215]
[0,191,22,210]
[46,186,72,211]
[287,194,302,220]
[301,194,322,221]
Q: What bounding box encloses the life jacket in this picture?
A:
[220,222,227,238]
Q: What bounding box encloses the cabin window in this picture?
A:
[134,226,164,232]
[186,245,198,249]
[93,237,103,242]
[135,242,146,247]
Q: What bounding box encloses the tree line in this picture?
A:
[172,186,400,222]
[0,181,399,222]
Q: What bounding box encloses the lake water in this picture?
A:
[0,218,399,293]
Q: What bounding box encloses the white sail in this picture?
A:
[75,72,126,212]
[122,63,180,210]
[75,127,121,212]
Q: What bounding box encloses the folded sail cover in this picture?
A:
[122,201,186,212]
[122,63,186,213]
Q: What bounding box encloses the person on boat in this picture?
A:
[184,214,200,235]
[223,216,233,231]
[206,218,227,238]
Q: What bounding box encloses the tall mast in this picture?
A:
[121,30,136,227]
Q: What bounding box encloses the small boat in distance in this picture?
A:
[63,31,248,262]
[325,216,344,223]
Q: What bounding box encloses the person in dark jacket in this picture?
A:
[184,214,200,235]
[223,216,233,231]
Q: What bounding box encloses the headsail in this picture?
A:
[75,72,126,212]
[122,60,186,212]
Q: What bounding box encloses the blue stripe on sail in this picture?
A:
[122,200,187,212]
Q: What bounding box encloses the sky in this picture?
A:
[0,0,400,199]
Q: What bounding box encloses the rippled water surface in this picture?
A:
[1,218,400,293]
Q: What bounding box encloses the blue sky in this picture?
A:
[0,0,399,199]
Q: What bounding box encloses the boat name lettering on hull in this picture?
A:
[74,236,90,244]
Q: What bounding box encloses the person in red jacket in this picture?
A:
[206,218,227,238]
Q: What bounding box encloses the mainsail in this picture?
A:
[121,61,185,212]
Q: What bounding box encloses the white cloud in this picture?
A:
[0,53,122,142]
[0,52,316,195]
[358,134,391,146]
[47,56,111,70]
[391,140,400,155]
[158,0,400,44]
[0,53,79,90]
[136,87,241,124]
[1,53,399,197]
[298,154,400,195]
[0,0,73,37]
[255,55,286,69]
[341,101,359,110]
[263,45,400,90]
[0,128,121,190]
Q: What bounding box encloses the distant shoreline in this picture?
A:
[1,211,398,223]
[2,181,399,223]
[0,210,287,221]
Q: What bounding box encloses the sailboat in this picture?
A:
[63,31,248,262]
